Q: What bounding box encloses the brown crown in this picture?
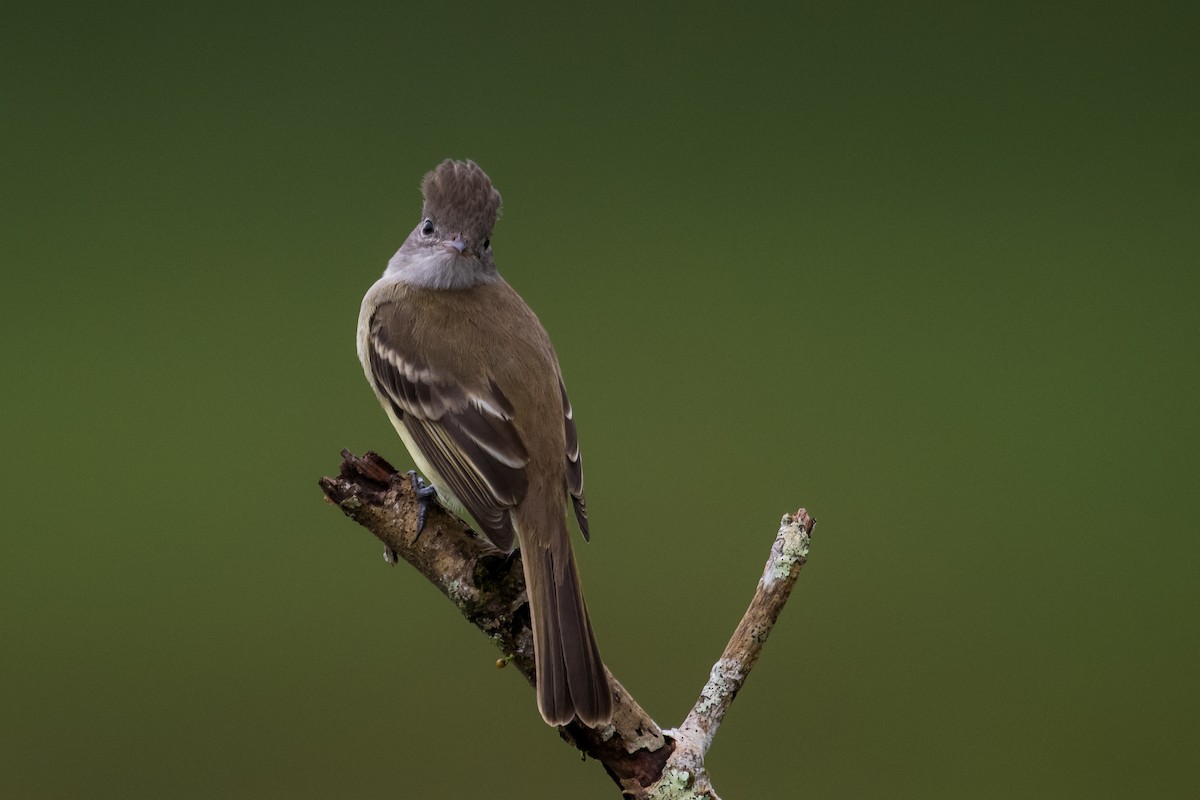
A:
[420,160,503,241]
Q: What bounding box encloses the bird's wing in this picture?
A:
[559,377,589,541]
[366,306,529,551]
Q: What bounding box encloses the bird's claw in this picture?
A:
[407,470,439,540]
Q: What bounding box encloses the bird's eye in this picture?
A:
[483,238,490,249]
[421,219,434,236]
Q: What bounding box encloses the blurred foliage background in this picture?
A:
[2,2,1198,797]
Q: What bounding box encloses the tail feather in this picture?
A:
[524,546,612,727]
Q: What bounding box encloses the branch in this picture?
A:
[319,450,815,798]
[655,510,813,799]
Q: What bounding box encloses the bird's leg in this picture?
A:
[383,469,441,563]
[407,470,439,540]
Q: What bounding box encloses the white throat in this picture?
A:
[385,246,498,290]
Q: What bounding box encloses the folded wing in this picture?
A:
[367,306,529,552]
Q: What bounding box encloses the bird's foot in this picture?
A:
[407,470,439,540]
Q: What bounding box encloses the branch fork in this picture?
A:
[320,451,814,798]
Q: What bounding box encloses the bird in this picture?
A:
[356,159,613,728]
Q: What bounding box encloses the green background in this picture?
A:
[3,2,1197,797]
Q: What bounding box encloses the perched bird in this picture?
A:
[356,159,613,727]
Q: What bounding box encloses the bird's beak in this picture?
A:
[444,234,467,255]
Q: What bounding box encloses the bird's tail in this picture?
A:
[522,541,612,727]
